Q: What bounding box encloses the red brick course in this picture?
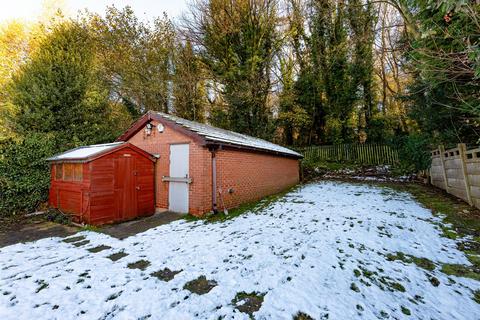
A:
[127,121,300,216]
[214,148,299,210]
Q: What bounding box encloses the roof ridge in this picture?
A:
[82,141,124,148]
[152,111,301,157]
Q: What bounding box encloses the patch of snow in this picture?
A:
[0,181,479,319]
[322,174,412,183]
[47,142,124,161]
[153,112,302,158]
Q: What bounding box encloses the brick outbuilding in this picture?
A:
[117,111,302,216]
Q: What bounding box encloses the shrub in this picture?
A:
[0,133,57,216]
[389,133,431,174]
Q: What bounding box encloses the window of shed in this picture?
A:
[73,164,83,181]
[55,164,63,180]
[55,163,82,181]
[63,164,74,181]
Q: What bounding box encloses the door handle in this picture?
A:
[136,186,140,190]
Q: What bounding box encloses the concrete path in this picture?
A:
[101,211,184,239]
[0,220,78,248]
[0,212,184,247]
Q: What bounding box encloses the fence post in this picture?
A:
[458,143,473,206]
[438,145,450,193]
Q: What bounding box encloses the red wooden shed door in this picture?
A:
[116,156,137,220]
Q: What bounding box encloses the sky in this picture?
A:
[0,0,190,23]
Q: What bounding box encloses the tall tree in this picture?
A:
[6,21,120,146]
[172,40,207,121]
[0,21,31,140]
[83,7,175,115]
[277,53,311,145]
[184,0,280,139]
[0,9,66,140]
[307,0,356,144]
[373,3,409,133]
[276,0,311,145]
[348,0,377,142]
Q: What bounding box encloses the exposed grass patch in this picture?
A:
[401,306,411,316]
[232,291,265,316]
[107,251,128,262]
[81,225,102,233]
[150,268,182,282]
[184,186,298,223]
[467,254,480,268]
[386,280,406,293]
[350,282,360,292]
[105,291,122,301]
[359,266,376,279]
[35,279,48,293]
[386,252,435,271]
[354,264,406,293]
[87,245,111,253]
[473,290,480,304]
[293,312,315,320]
[183,276,217,295]
[62,235,86,243]
[441,227,458,240]
[428,276,440,287]
[78,271,90,278]
[127,260,151,271]
[440,263,480,281]
[410,257,436,271]
[72,240,90,247]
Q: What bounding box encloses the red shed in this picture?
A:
[47,142,156,225]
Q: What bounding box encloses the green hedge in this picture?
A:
[388,133,431,174]
[0,133,57,216]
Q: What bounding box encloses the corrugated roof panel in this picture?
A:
[154,112,302,157]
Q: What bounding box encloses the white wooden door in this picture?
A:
[168,144,189,213]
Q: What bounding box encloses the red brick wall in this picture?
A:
[214,148,300,210]
[127,120,300,216]
[127,120,212,215]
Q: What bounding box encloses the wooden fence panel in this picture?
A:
[430,143,480,208]
[298,144,399,165]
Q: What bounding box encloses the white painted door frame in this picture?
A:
[168,144,189,213]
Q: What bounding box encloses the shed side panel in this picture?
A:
[49,166,57,208]
[49,163,90,221]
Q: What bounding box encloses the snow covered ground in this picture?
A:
[1,181,479,319]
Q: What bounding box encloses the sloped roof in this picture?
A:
[118,111,302,158]
[46,142,156,163]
